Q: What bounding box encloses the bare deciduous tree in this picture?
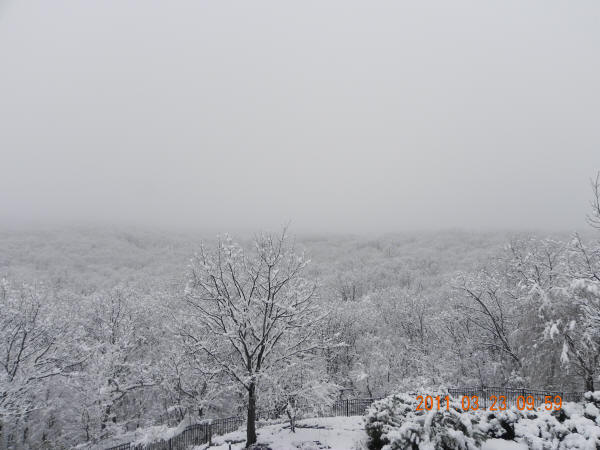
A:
[455,272,522,372]
[179,229,329,447]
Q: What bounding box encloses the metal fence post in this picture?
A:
[482,387,487,409]
[345,399,349,417]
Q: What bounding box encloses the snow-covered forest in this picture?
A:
[2,1,600,447]
[1,178,600,449]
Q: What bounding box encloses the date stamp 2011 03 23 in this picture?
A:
[415,394,563,412]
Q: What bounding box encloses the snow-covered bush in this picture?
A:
[365,391,485,450]
[513,398,600,449]
[364,393,415,449]
[365,392,600,450]
[584,391,600,410]
[477,409,522,441]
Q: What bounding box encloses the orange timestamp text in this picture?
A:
[415,394,563,412]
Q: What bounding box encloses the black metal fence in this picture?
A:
[329,398,382,417]
[104,398,380,450]
[104,423,210,450]
[104,389,584,450]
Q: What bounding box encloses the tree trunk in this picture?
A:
[246,383,257,448]
[286,410,296,433]
[286,398,297,433]
[585,373,594,391]
[0,420,7,450]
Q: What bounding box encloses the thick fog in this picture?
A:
[1,0,599,233]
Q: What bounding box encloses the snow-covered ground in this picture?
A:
[481,440,528,450]
[193,420,531,450]
[194,416,367,450]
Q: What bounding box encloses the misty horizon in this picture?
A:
[1,0,599,233]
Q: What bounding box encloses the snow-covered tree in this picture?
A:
[78,287,163,442]
[178,229,332,447]
[536,176,600,391]
[0,279,82,448]
[547,235,600,391]
[453,268,522,384]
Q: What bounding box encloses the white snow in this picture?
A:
[194,416,366,450]
[482,440,528,450]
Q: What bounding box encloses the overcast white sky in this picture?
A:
[1,1,599,233]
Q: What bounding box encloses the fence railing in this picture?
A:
[104,398,380,450]
[104,388,584,450]
[329,398,381,417]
